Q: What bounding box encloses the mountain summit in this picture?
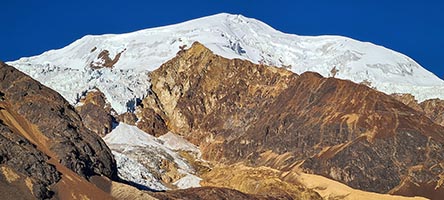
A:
[8,13,444,114]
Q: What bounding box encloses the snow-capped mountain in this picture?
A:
[8,13,444,113]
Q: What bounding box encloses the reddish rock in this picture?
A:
[392,93,444,126]
[420,98,444,126]
[90,49,124,69]
[136,106,169,137]
[76,89,116,137]
[143,42,444,199]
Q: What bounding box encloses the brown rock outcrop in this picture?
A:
[391,93,423,111]
[200,164,322,200]
[117,111,138,125]
[392,93,444,126]
[150,186,294,200]
[136,105,169,137]
[148,42,294,138]
[142,42,444,199]
[76,88,116,136]
[90,49,124,69]
[420,98,444,126]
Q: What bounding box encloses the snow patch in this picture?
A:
[104,123,202,190]
[158,132,201,158]
[173,174,202,189]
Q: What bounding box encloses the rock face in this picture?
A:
[392,93,444,126]
[0,121,60,199]
[200,164,322,200]
[149,186,294,200]
[76,88,117,136]
[147,42,295,137]
[90,49,125,69]
[421,99,444,126]
[142,42,444,199]
[136,103,169,137]
[0,62,118,199]
[117,111,138,125]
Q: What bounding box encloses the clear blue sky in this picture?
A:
[1,0,443,78]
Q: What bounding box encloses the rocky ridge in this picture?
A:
[391,93,444,126]
[140,42,444,199]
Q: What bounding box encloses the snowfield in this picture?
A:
[104,123,202,190]
[7,13,444,113]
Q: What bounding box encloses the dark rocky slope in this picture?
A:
[0,120,60,199]
[0,62,117,199]
[141,42,444,199]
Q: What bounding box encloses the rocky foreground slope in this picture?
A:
[0,62,117,199]
[137,42,444,199]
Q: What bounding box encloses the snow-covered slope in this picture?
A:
[8,13,444,113]
[103,123,202,190]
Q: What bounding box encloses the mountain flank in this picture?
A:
[140,42,444,199]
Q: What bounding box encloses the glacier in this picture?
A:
[104,123,202,190]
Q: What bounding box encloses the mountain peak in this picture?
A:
[178,13,259,25]
[7,14,444,114]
